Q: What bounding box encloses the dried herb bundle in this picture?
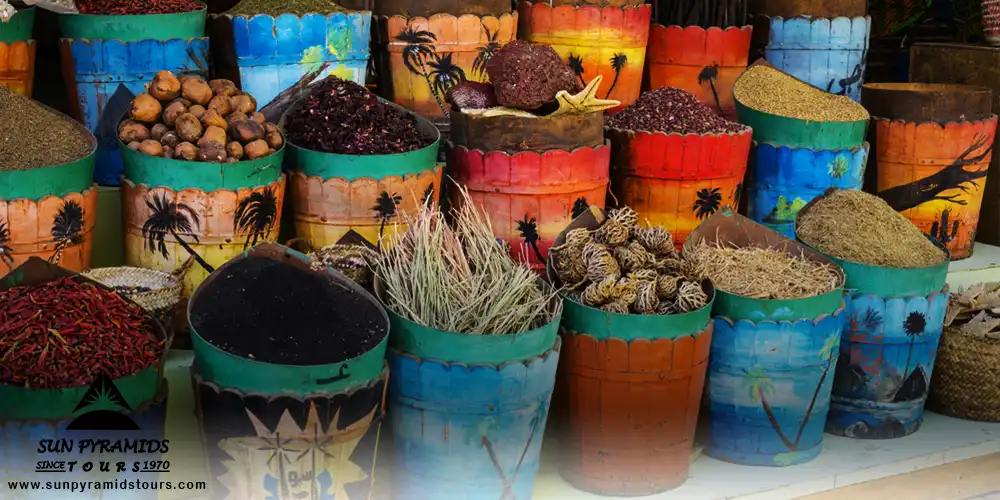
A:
[651,0,748,29]
[606,87,746,135]
[684,239,841,300]
[283,77,433,155]
[551,207,708,315]
[945,282,1000,339]
[374,184,559,335]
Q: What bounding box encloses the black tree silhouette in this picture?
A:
[234,187,279,250]
[141,193,214,273]
[49,200,85,265]
[429,52,466,114]
[693,187,723,219]
[0,220,13,270]
[879,134,993,212]
[827,63,863,97]
[698,63,722,114]
[902,311,927,379]
[930,209,960,245]
[472,26,500,78]
[568,54,586,87]
[571,197,589,219]
[517,215,545,263]
[372,191,403,250]
[395,27,448,113]
[421,183,435,207]
[605,53,628,99]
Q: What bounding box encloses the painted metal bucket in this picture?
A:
[58,8,209,185]
[746,141,869,238]
[119,139,286,301]
[0,111,97,273]
[685,210,847,466]
[763,16,871,102]
[606,126,752,250]
[645,25,753,120]
[383,293,562,499]
[517,2,651,112]
[372,12,518,128]
[284,102,442,249]
[209,11,371,110]
[0,6,36,97]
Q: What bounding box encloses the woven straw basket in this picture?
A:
[985,0,1000,46]
[927,326,1000,422]
[82,266,182,328]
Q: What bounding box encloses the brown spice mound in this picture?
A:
[796,190,947,268]
[607,87,747,135]
[486,40,582,111]
[685,240,842,300]
[445,81,499,111]
[734,65,869,122]
[0,88,91,171]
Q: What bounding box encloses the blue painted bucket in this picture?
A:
[746,142,869,238]
[764,16,871,101]
[209,11,372,110]
[60,38,210,185]
[386,340,561,499]
[705,307,845,466]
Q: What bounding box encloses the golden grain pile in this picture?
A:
[796,190,946,268]
[684,239,842,300]
[734,65,869,122]
[551,207,708,315]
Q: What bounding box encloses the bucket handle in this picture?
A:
[171,256,195,279]
[316,364,350,386]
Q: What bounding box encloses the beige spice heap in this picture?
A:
[684,239,841,300]
[550,207,708,315]
[796,190,947,268]
[734,65,869,122]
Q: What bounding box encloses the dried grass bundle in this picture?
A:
[374,185,558,335]
[684,239,841,300]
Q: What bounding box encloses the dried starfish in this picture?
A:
[462,107,539,119]
[548,75,621,117]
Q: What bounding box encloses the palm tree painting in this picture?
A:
[234,187,279,250]
[395,27,449,114]
[568,54,586,87]
[428,52,466,113]
[517,215,545,263]
[0,220,13,270]
[472,26,500,79]
[421,183,435,207]
[693,187,723,220]
[698,64,722,114]
[901,311,927,379]
[828,154,849,179]
[605,53,628,99]
[372,191,402,250]
[141,193,214,273]
[49,200,85,265]
[571,197,589,219]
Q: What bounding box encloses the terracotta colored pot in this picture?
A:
[372,12,518,127]
[646,25,752,120]
[517,2,651,112]
[607,127,752,248]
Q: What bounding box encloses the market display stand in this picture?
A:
[158,243,1000,500]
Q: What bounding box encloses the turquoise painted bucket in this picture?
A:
[764,16,871,101]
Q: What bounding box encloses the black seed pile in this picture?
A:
[607,87,747,135]
[283,77,432,155]
[190,256,387,366]
[0,87,92,171]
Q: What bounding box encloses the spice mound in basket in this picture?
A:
[75,0,203,15]
[226,0,346,16]
[797,189,947,268]
[606,87,747,135]
[551,206,708,315]
[0,277,165,389]
[283,76,434,155]
[374,185,559,335]
[734,65,869,122]
[0,87,92,171]
[445,40,619,118]
[120,71,282,162]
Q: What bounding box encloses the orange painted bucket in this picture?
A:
[0,40,36,97]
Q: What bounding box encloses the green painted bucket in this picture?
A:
[58,4,207,43]
[0,6,35,43]
[684,207,846,322]
[188,243,389,395]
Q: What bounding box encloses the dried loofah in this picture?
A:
[633,225,675,256]
[593,219,630,247]
[615,241,656,274]
[582,275,618,306]
[675,280,708,313]
[601,300,630,314]
[629,269,658,283]
[657,274,680,299]
[657,301,676,315]
[583,241,621,282]
[634,280,660,314]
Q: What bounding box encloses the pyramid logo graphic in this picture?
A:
[66,372,140,431]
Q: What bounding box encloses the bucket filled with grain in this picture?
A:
[607,86,752,249]
[0,87,98,272]
[683,208,846,467]
[795,188,950,440]
[734,59,869,150]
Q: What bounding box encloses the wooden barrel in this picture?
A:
[746,142,869,238]
[375,0,511,17]
[763,16,871,102]
[517,2,651,112]
[209,11,371,110]
[0,7,36,97]
[606,127,752,249]
[646,25,753,120]
[371,12,518,130]
[58,8,209,185]
[749,0,868,18]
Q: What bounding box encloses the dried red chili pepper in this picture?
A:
[74,0,202,15]
[0,277,164,390]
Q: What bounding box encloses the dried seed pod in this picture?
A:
[609,206,639,228]
[634,280,660,315]
[613,278,638,306]
[628,269,658,283]
[593,219,630,247]
[657,274,680,299]
[633,225,675,256]
[551,246,585,284]
[565,228,591,248]
[657,301,676,315]
[601,300,630,314]
[655,256,686,275]
[581,275,617,306]
[583,242,620,283]
[675,280,708,313]
[614,241,655,273]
